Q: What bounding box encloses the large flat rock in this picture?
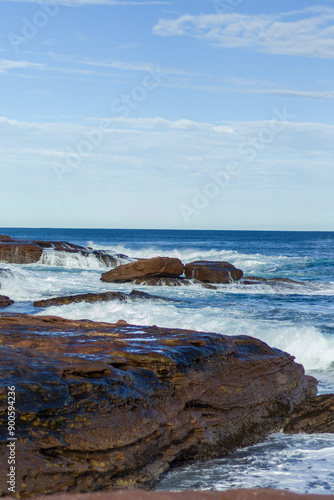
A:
[0,314,317,497]
[101,257,184,283]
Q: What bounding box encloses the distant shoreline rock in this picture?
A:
[0,235,128,267]
[101,257,184,283]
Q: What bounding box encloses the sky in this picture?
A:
[0,0,333,230]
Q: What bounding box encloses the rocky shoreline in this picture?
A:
[0,314,317,497]
[0,235,333,498]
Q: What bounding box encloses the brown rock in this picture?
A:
[0,294,14,307]
[283,394,334,434]
[0,241,43,264]
[33,290,176,308]
[243,276,305,286]
[131,277,190,287]
[185,261,243,283]
[101,257,184,283]
[0,235,13,242]
[13,490,333,500]
[0,235,127,267]
[0,314,316,497]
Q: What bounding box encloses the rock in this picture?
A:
[0,294,14,307]
[185,261,243,283]
[0,235,127,267]
[33,290,177,308]
[131,277,191,287]
[101,257,184,283]
[0,241,43,264]
[0,314,317,497]
[243,276,305,286]
[283,394,334,434]
[12,489,333,500]
[0,268,14,278]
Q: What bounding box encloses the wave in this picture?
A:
[34,298,334,372]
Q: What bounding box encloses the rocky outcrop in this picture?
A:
[0,235,126,267]
[131,277,191,287]
[283,394,334,434]
[0,294,14,307]
[0,314,316,497]
[101,257,184,283]
[9,490,332,500]
[33,290,176,308]
[185,261,243,283]
[243,276,305,286]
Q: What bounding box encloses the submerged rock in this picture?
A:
[101,257,184,283]
[185,261,243,283]
[131,277,191,287]
[243,276,305,286]
[0,314,316,497]
[0,235,126,267]
[0,294,14,307]
[33,290,177,308]
[283,394,334,434]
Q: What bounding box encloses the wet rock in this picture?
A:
[0,314,317,497]
[131,277,190,287]
[0,235,126,267]
[101,257,184,283]
[33,290,177,308]
[185,261,243,283]
[243,276,305,286]
[283,394,334,434]
[0,294,14,307]
[17,489,334,500]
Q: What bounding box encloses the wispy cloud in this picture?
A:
[153,6,334,59]
[0,59,45,73]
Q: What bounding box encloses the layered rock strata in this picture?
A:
[101,257,184,283]
[33,290,177,308]
[0,314,316,497]
[283,394,334,434]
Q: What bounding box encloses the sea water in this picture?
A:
[0,228,333,494]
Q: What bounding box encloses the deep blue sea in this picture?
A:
[1,228,334,494]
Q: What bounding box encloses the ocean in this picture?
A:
[1,228,334,494]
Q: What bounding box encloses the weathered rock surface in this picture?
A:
[185,261,243,283]
[0,235,127,267]
[283,394,334,434]
[0,294,14,307]
[9,490,332,500]
[243,276,305,286]
[131,277,191,287]
[33,290,177,308]
[101,257,184,283]
[0,314,316,497]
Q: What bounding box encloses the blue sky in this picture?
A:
[0,0,333,230]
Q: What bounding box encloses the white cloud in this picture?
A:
[153,6,334,59]
[0,59,45,73]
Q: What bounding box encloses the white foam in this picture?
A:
[38,251,112,270]
[34,298,334,372]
